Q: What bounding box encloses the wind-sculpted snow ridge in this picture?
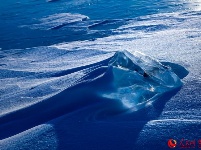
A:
[22,12,129,32]
[21,13,89,30]
[0,48,184,140]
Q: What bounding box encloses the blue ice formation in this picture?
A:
[102,50,182,110]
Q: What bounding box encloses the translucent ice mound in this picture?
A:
[102,50,183,110]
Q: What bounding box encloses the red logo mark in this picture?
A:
[168,139,177,148]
